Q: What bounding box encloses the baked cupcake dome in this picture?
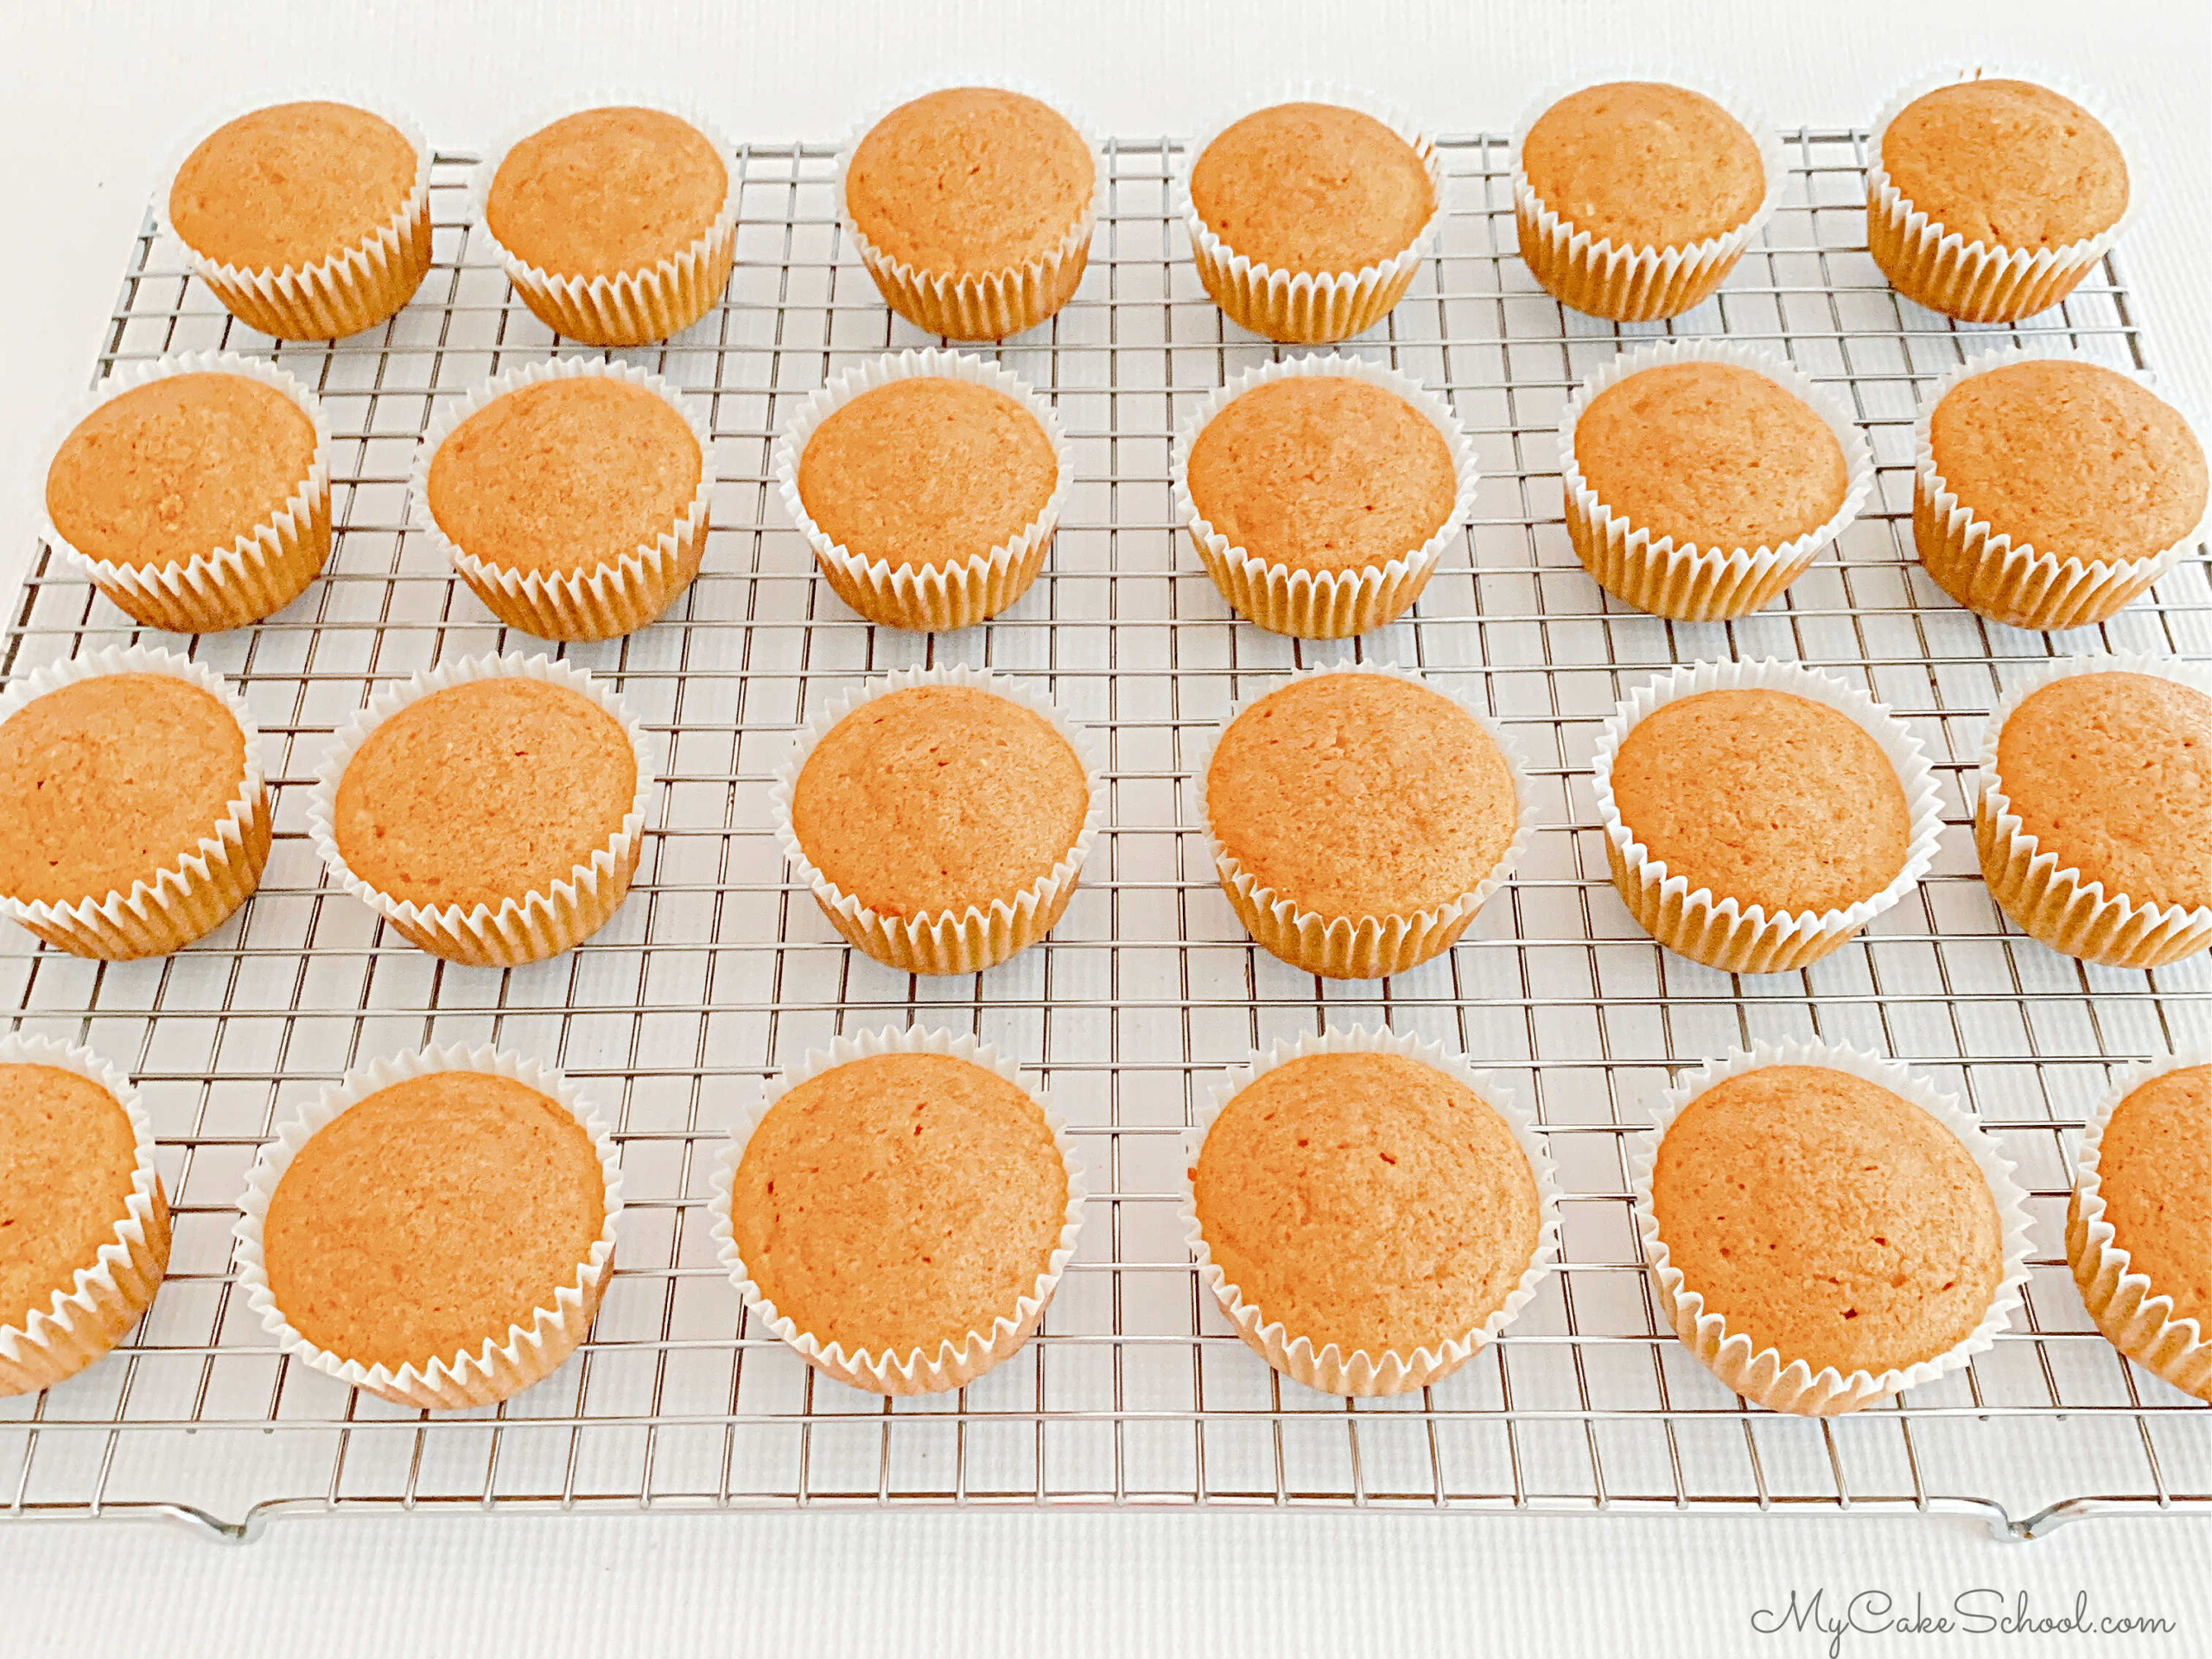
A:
[1633,1042,2031,1415]
[1182,89,1442,344]
[41,352,333,632]
[1181,1027,1558,1396]
[415,357,713,640]
[773,350,1071,632]
[1173,354,1475,638]
[164,98,433,338]
[0,646,270,959]
[773,666,1103,976]
[1199,663,1531,980]
[1974,656,2212,967]
[838,85,1102,341]
[1914,348,2208,631]
[1592,660,1944,975]
[711,1027,1085,1395]
[476,103,738,346]
[0,1037,170,1397]
[1559,340,1874,621]
[232,1046,621,1410]
[1512,78,1781,321]
[1869,73,2133,322]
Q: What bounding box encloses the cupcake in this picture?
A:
[41,352,333,632]
[308,655,654,966]
[1513,78,1780,321]
[232,1046,621,1410]
[1180,1027,1557,1396]
[1592,660,1943,975]
[837,85,1102,340]
[1914,348,2207,631]
[1869,73,2133,322]
[476,104,737,346]
[1173,354,1475,638]
[1559,340,1873,621]
[2068,1053,2212,1401]
[164,99,432,338]
[0,645,269,959]
[416,358,712,640]
[0,1037,170,1397]
[1974,656,2212,968]
[1633,1042,2031,1415]
[773,349,1069,631]
[773,666,1103,975]
[1182,88,1442,344]
[1199,663,1531,979]
[710,1027,1084,1395]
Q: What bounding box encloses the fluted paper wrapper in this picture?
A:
[1972,653,2212,967]
[1179,1026,1559,1395]
[772,349,1069,631]
[1592,659,1943,973]
[471,99,739,346]
[1511,72,1783,322]
[0,1037,170,1396]
[1560,338,1874,620]
[232,1045,622,1409]
[414,357,712,639]
[772,665,1104,974]
[709,1027,1087,1395]
[1180,84,1443,345]
[836,81,1103,341]
[1173,353,1477,638]
[2066,1050,2212,1401]
[1912,345,2205,631]
[41,351,333,632]
[307,653,656,966]
[1866,69,2139,323]
[0,645,270,958]
[1196,661,1535,979]
[1632,1040,2032,1415]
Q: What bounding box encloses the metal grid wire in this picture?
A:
[3,128,2209,1543]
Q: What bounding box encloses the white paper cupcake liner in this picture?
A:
[1867,69,2142,324]
[1171,354,1478,638]
[157,93,434,340]
[1972,653,2212,968]
[1178,1026,1559,1396]
[771,349,1071,631]
[231,1044,623,1410]
[1511,70,1785,322]
[1631,1040,2033,1415]
[1179,83,1445,345]
[1591,659,1943,975]
[2067,1049,2212,1401]
[0,1036,170,1397]
[1912,344,2207,631]
[834,79,1105,341]
[306,653,657,966]
[0,645,270,959]
[772,665,1106,975]
[469,97,739,347]
[708,1027,1087,1395]
[412,357,713,640]
[1558,339,1875,620]
[1194,661,1536,979]
[39,351,334,632]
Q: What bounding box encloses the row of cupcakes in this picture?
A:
[156,70,2139,352]
[7,1027,2203,1419]
[7,647,2204,987]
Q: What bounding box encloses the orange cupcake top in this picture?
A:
[169,101,417,273]
[487,107,727,280]
[1189,102,1433,273]
[2087,1065,2212,1332]
[1881,79,2127,250]
[0,1063,142,1333]
[1522,82,1764,249]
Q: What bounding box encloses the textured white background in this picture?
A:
[1,1,2208,1651]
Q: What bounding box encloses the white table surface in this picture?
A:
[2,2,2207,1651]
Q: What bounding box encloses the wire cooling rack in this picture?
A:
[3,127,2208,1543]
